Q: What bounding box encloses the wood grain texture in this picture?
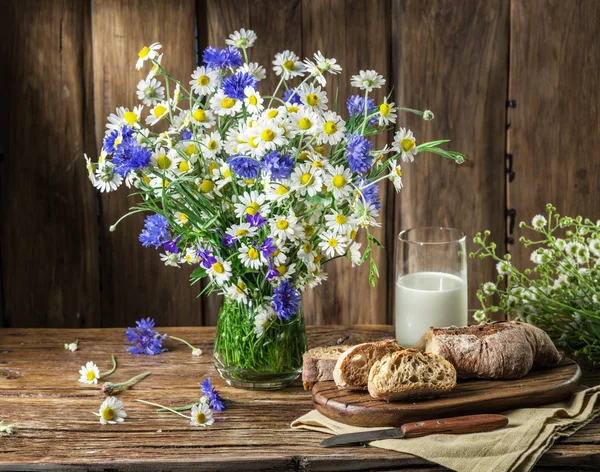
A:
[0,326,597,471]
[0,0,101,328]
[91,0,201,328]
[391,0,509,319]
[507,0,600,269]
[313,359,581,427]
[301,0,392,325]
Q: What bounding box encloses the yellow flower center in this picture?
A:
[395,166,402,177]
[287,106,298,113]
[314,146,326,156]
[222,97,235,109]
[299,151,309,161]
[86,371,96,381]
[306,94,319,106]
[276,220,289,230]
[248,95,258,105]
[328,238,338,247]
[267,109,279,119]
[186,144,195,156]
[246,202,260,215]
[200,179,214,193]
[138,46,150,58]
[312,160,324,168]
[102,407,115,421]
[179,161,190,172]
[154,105,167,118]
[223,169,231,178]
[303,243,313,253]
[283,60,295,71]
[314,254,323,263]
[324,121,337,135]
[298,118,312,130]
[276,185,288,195]
[245,178,255,185]
[380,103,391,117]
[235,281,247,294]
[332,175,346,188]
[272,248,280,257]
[236,229,249,236]
[247,248,259,259]
[401,138,415,152]
[350,229,357,240]
[335,215,347,225]
[208,162,219,174]
[193,109,206,122]
[123,111,138,125]
[212,262,224,274]
[304,225,315,237]
[114,136,123,148]
[261,129,275,142]
[248,136,258,148]
[142,175,151,184]
[178,213,189,223]
[156,154,171,170]
[195,412,206,424]
[276,265,287,275]
[207,140,217,151]
[300,173,313,185]
[197,75,210,86]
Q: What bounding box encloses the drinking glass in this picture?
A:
[395,227,468,347]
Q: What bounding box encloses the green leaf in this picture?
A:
[368,234,384,248]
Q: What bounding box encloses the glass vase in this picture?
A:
[213,298,307,390]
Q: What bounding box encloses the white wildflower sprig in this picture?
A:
[135,399,214,427]
[78,355,117,384]
[93,396,127,425]
[64,340,79,352]
[167,335,202,356]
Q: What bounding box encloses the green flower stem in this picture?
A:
[157,403,197,412]
[167,336,198,352]
[135,399,190,419]
[99,354,117,379]
[101,372,151,395]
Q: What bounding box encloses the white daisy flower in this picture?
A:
[318,230,349,258]
[271,242,288,266]
[151,147,179,172]
[482,282,497,296]
[291,163,323,197]
[226,223,257,239]
[238,243,265,270]
[270,212,301,241]
[348,242,362,267]
[243,87,264,115]
[79,361,100,384]
[589,238,600,257]
[325,212,355,234]
[145,101,170,125]
[233,191,270,218]
[210,89,242,117]
[189,106,216,128]
[273,262,296,280]
[145,53,163,81]
[98,396,127,425]
[392,128,418,163]
[378,98,397,126]
[196,177,221,199]
[201,131,223,159]
[106,105,145,132]
[289,107,320,135]
[304,51,342,86]
[215,164,233,189]
[531,214,547,229]
[297,83,328,111]
[226,28,257,49]
[190,66,219,96]
[93,163,123,193]
[473,310,487,323]
[351,69,386,92]
[181,247,200,265]
[389,163,403,191]
[206,258,232,285]
[190,402,214,427]
[496,260,512,275]
[160,252,181,267]
[354,201,380,227]
[307,266,328,287]
[255,120,286,152]
[273,50,306,79]
[266,180,293,202]
[324,165,353,199]
[317,111,346,145]
[226,278,249,302]
[254,305,276,337]
[136,42,161,70]
[305,152,329,171]
[175,211,190,226]
[240,62,267,81]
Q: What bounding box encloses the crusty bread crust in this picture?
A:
[423,321,562,379]
[333,340,402,390]
[368,349,457,401]
[302,345,349,390]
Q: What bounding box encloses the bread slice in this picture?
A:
[302,345,349,390]
[419,321,562,379]
[368,349,457,401]
[333,340,402,390]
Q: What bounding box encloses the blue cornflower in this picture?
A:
[139,214,171,249]
[222,72,258,100]
[227,154,260,179]
[345,133,373,174]
[266,262,279,281]
[103,126,135,154]
[259,237,277,259]
[163,235,182,254]
[346,95,377,124]
[246,212,266,228]
[200,378,225,411]
[112,141,152,176]
[181,129,192,140]
[202,46,243,69]
[197,246,217,269]
[261,151,295,180]
[282,88,302,105]
[357,178,382,210]
[272,280,301,321]
[221,234,238,248]
[125,317,167,355]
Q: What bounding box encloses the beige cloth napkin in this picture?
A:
[291,385,600,472]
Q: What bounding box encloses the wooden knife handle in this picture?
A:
[401,414,508,438]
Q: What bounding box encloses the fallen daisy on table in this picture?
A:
[0,421,15,436]
[78,355,117,384]
[135,399,215,427]
[64,340,79,352]
[93,396,128,425]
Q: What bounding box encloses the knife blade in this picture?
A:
[319,413,509,447]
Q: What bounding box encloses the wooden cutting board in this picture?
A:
[312,358,581,427]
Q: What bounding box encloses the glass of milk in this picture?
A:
[395,227,468,347]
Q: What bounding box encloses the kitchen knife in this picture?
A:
[319,414,508,447]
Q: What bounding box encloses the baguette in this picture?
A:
[302,345,349,390]
[368,349,457,401]
[333,340,402,390]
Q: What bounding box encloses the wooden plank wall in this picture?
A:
[0,0,598,328]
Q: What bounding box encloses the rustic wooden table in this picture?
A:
[1,326,599,471]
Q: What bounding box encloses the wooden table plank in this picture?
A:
[0,326,598,471]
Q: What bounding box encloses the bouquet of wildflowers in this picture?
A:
[471,204,600,365]
[84,29,465,384]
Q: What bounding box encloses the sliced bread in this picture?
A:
[368,349,457,401]
[302,345,350,390]
[333,340,402,390]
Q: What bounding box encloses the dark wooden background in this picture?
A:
[0,0,598,328]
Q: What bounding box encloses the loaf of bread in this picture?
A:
[333,340,402,390]
[368,349,457,401]
[418,321,562,379]
[302,345,349,390]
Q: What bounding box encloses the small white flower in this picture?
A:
[0,421,14,435]
[181,247,199,265]
[270,213,301,241]
[145,101,170,125]
[227,223,257,240]
[106,105,145,132]
[304,51,342,86]
[210,89,242,117]
[388,163,403,192]
[136,42,161,70]
[226,28,257,49]
[289,107,320,135]
[233,191,270,218]
[192,348,203,356]
[496,260,512,275]
[273,50,306,80]
[531,214,547,229]
[317,111,346,145]
[555,238,567,251]
[226,278,249,302]
[240,62,267,81]
[145,53,163,81]
[190,66,219,96]
[238,243,265,270]
[201,131,223,159]
[255,120,286,152]
[392,128,418,163]
[98,396,127,425]
[190,402,214,427]
[348,242,362,267]
[189,106,216,128]
[79,361,100,384]
[64,341,78,352]
[324,165,353,200]
[136,78,165,106]
[378,98,397,126]
[482,282,496,296]
[298,83,328,111]
[325,212,354,234]
[473,310,488,323]
[290,164,323,197]
[160,252,181,268]
[93,163,123,193]
[318,230,349,258]
[206,258,232,285]
[588,238,600,257]
[254,305,276,337]
[244,87,264,115]
[351,70,386,92]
